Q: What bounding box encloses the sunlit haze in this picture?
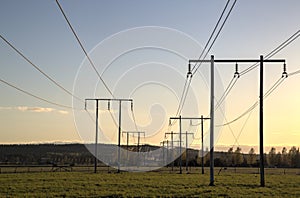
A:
[1,0,300,152]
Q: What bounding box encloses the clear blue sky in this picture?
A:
[1,0,300,151]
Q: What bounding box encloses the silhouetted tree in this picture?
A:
[281,147,289,167]
[234,147,243,166]
[247,148,256,166]
[268,147,277,167]
[289,146,299,168]
[226,147,234,166]
[275,152,282,167]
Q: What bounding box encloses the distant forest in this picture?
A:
[0,144,299,168]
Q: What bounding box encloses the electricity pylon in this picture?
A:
[123,131,145,165]
[160,140,169,165]
[188,116,210,174]
[170,116,210,174]
[189,55,286,186]
[164,131,183,172]
[183,131,194,172]
[85,98,133,173]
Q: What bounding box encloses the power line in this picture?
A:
[174,77,189,117]
[0,34,83,102]
[170,76,192,127]
[288,68,300,76]
[0,34,103,127]
[56,0,140,132]
[191,0,230,72]
[56,0,114,98]
[0,34,123,135]
[264,77,285,99]
[185,15,298,154]
[178,77,192,115]
[192,0,237,75]
[169,0,237,128]
[217,76,287,127]
[218,102,257,127]
[210,28,300,126]
[266,30,300,58]
[216,66,300,127]
[231,103,254,147]
[131,109,139,133]
[215,76,238,110]
[0,78,73,109]
[0,36,109,127]
[217,99,240,146]
[228,71,294,148]
[0,36,106,127]
[240,29,300,76]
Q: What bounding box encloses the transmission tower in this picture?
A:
[189,55,286,186]
[123,131,145,166]
[85,98,133,173]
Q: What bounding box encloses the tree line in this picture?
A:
[196,146,300,168]
[0,144,299,168]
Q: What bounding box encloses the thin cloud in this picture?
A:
[17,106,54,113]
[58,110,69,115]
[0,106,69,115]
[0,107,12,110]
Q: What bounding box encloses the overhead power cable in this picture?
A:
[191,0,230,72]
[217,99,240,146]
[0,36,105,130]
[192,0,237,76]
[177,77,192,115]
[174,77,189,118]
[215,76,238,111]
[288,69,300,76]
[0,77,102,138]
[217,75,288,127]
[218,102,257,127]
[266,30,300,58]
[0,78,73,109]
[131,109,139,132]
[231,107,253,148]
[169,74,191,127]
[201,29,300,127]
[0,34,83,102]
[56,0,140,131]
[228,73,294,148]
[169,0,237,128]
[56,0,114,98]
[169,76,191,127]
[240,29,300,76]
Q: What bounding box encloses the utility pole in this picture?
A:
[165,131,175,171]
[123,131,145,156]
[169,116,183,174]
[170,140,182,171]
[259,56,265,186]
[166,140,169,167]
[160,140,170,166]
[184,131,194,172]
[85,99,99,173]
[171,116,210,174]
[85,98,133,173]
[210,55,215,186]
[201,115,209,174]
[160,141,166,165]
[165,131,184,172]
[189,55,286,186]
[123,131,145,167]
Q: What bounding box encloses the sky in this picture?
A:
[0,0,300,152]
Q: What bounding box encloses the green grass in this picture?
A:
[0,170,299,197]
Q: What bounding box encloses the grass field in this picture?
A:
[0,169,300,197]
